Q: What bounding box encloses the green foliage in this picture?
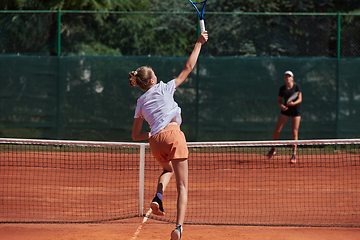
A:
[2,0,140,11]
[2,0,360,56]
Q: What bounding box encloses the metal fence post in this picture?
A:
[335,13,341,139]
[57,10,61,56]
[56,10,61,139]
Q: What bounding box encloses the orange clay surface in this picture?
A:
[1,220,360,240]
[1,149,359,239]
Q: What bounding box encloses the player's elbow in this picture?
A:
[132,133,139,141]
[184,62,195,72]
[132,132,150,141]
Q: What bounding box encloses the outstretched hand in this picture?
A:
[198,31,208,45]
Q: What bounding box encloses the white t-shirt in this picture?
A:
[134,79,182,136]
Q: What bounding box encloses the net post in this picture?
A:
[138,143,145,216]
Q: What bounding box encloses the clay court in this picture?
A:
[1,140,359,239]
[2,221,360,240]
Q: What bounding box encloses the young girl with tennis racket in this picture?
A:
[267,70,302,164]
[128,31,208,240]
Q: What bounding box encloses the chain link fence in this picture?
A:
[1,11,360,141]
[1,11,360,57]
[0,11,58,55]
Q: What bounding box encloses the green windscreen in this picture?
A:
[0,55,359,141]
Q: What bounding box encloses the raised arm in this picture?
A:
[174,31,208,88]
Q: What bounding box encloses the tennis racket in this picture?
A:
[188,0,207,33]
[287,92,299,104]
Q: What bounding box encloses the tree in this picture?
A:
[2,0,360,57]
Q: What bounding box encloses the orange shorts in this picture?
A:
[149,124,188,163]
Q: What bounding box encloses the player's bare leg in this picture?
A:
[170,158,188,240]
[290,116,301,163]
[273,114,290,141]
[268,114,289,158]
[150,162,174,216]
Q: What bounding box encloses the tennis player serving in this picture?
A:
[267,70,302,164]
[128,31,208,240]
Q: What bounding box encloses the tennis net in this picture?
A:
[0,138,359,227]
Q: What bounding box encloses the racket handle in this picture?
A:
[200,19,205,33]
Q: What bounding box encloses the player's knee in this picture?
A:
[162,169,174,174]
[177,183,188,193]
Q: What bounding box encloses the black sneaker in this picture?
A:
[150,195,165,216]
[290,154,296,164]
[267,149,276,159]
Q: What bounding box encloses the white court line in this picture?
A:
[131,208,152,240]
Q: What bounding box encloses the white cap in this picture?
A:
[284,71,294,77]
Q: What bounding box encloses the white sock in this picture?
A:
[176,225,183,234]
[156,192,162,200]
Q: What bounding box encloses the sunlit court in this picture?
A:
[1,138,359,239]
[2,1,360,239]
